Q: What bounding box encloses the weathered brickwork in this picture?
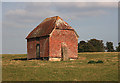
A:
[39,37,49,57]
[27,38,36,59]
[49,29,78,59]
[27,37,49,59]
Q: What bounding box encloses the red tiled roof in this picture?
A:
[26,16,78,39]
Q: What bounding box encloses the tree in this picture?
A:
[116,42,120,52]
[88,39,105,52]
[106,42,114,52]
[78,40,96,52]
[83,42,96,52]
[78,39,105,52]
[78,41,86,52]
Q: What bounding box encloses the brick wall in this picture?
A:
[27,38,36,59]
[27,37,49,59]
[49,29,78,59]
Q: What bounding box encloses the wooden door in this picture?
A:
[61,44,69,61]
[36,44,40,59]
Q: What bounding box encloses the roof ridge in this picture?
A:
[56,16,60,20]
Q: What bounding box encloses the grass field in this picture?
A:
[2,52,119,81]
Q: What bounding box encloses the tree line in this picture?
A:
[78,39,120,52]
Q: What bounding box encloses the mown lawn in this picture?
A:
[2,52,119,81]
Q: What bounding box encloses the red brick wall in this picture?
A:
[39,37,49,57]
[27,37,49,59]
[49,29,78,59]
[27,38,36,59]
[27,29,78,59]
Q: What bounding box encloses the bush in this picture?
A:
[96,60,103,63]
[88,60,96,64]
[88,60,103,64]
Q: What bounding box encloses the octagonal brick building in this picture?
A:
[26,16,79,61]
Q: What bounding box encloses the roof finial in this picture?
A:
[56,16,60,20]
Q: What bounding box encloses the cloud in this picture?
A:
[2,20,37,29]
[3,2,117,28]
[70,10,107,18]
[5,9,27,16]
[53,2,118,8]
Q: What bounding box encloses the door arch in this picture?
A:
[36,44,40,59]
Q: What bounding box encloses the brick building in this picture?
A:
[26,16,79,61]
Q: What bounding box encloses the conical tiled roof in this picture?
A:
[26,16,78,39]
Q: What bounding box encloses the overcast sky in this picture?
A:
[2,2,118,54]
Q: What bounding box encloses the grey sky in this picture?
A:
[2,2,118,54]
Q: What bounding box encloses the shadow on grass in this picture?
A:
[12,57,48,61]
[12,58,27,61]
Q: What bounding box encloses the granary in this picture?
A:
[26,16,79,61]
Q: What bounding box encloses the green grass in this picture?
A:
[1,52,119,81]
